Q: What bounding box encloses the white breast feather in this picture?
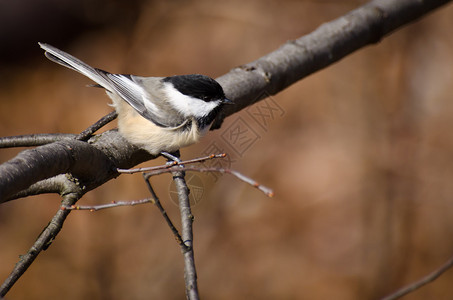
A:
[113,98,203,155]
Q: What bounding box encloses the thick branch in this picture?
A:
[0,130,152,202]
[8,175,69,200]
[213,0,452,127]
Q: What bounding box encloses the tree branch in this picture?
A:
[0,134,76,148]
[63,197,153,211]
[213,0,452,128]
[76,111,117,141]
[0,130,152,202]
[2,0,451,202]
[127,165,274,197]
[7,174,69,201]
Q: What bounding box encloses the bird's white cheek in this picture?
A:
[164,84,220,117]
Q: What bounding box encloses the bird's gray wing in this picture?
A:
[105,74,187,128]
[39,43,186,128]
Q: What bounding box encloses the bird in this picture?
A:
[39,43,231,158]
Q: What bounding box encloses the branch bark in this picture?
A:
[173,170,199,300]
[0,130,152,202]
[0,134,76,148]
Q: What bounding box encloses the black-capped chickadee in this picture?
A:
[39,43,231,156]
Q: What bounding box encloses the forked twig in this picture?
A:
[118,154,273,198]
[54,153,269,300]
[65,154,273,214]
[140,165,274,197]
[60,181,188,250]
[142,173,188,250]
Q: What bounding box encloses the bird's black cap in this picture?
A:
[163,74,226,102]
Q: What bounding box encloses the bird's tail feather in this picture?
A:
[38,42,112,92]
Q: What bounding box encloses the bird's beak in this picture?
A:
[222,97,233,104]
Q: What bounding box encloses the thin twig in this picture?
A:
[117,153,226,174]
[381,255,453,300]
[0,188,80,297]
[61,198,153,211]
[119,153,273,197]
[142,173,187,250]
[145,165,274,197]
[76,111,118,141]
[0,111,116,149]
[0,111,116,148]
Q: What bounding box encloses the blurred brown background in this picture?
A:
[2,0,453,299]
